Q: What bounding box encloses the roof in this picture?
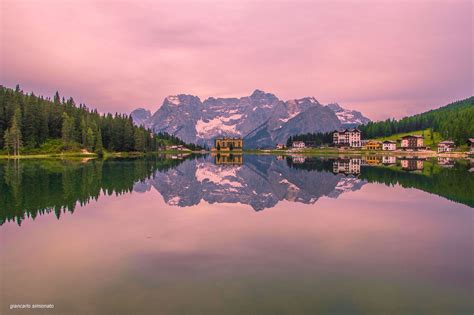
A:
[438,141,455,145]
[401,135,423,139]
[215,137,243,140]
[383,140,396,144]
[335,128,361,133]
[468,138,474,143]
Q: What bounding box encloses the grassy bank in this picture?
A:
[245,148,469,158]
[373,128,442,148]
[0,149,203,160]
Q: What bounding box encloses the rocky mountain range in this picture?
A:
[131,90,370,148]
[133,155,366,211]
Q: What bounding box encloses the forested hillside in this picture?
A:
[359,97,474,144]
[0,85,201,155]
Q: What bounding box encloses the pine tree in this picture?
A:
[8,109,23,156]
[3,128,12,155]
[61,112,75,146]
[95,129,104,156]
[86,127,94,151]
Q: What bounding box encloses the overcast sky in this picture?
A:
[1,0,472,120]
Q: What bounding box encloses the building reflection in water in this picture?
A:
[333,158,361,175]
[438,157,455,168]
[213,153,243,165]
[400,158,424,171]
[382,156,397,165]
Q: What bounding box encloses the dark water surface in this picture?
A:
[1,155,473,314]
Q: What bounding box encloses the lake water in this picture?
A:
[1,154,473,315]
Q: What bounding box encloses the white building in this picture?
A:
[333,129,362,148]
[276,144,286,150]
[333,158,361,175]
[382,140,396,151]
[382,156,396,164]
[292,141,306,149]
[437,141,455,153]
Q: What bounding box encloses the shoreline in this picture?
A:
[244,148,471,158]
[1,149,471,160]
[0,150,205,160]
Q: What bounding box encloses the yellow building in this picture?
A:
[212,138,243,152]
[213,153,243,165]
[365,140,382,150]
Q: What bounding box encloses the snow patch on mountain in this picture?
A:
[166,96,181,105]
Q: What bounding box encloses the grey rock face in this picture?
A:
[326,102,371,127]
[130,108,151,127]
[131,91,370,148]
[141,155,366,211]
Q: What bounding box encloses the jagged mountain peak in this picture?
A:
[326,103,343,111]
[163,94,201,107]
[250,89,267,97]
[132,90,370,148]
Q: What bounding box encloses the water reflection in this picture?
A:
[1,155,473,225]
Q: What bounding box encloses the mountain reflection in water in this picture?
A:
[1,154,473,225]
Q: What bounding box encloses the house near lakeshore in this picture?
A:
[468,139,474,153]
[437,141,455,153]
[212,137,243,152]
[400,135,424,150]
[292,141,306,149]
[333,128,362,148]
[365,140,382,150]
[276,144,286,150]
[167,145,189,151]
[382,140,397,151]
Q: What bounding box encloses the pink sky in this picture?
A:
[0,0,472,120]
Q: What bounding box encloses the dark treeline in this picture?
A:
[359,161,474,208]
[286,132,334,147]
[0,155,196,225]
[286,156,334,171]
[0,85,202,155]
[359,97,474,144]
[283,156,473,208]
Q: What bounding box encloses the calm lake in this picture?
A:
[1,154,473,315]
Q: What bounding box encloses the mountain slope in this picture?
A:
[132,90,371,148]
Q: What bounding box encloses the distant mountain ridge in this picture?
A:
[131,90,371,148]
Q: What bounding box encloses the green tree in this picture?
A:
[61,112,75,146]
[86,127,94,151]
[95,129,104,156]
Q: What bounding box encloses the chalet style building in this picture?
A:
[365,140,382,150]
[401,135,424,150]
[382,140,397,151]
[212,137,243,152]
[276,144,286,150]
[292,141,306,149]
[333,129,362,148]
[468,139,474,153]
[437,141,455,153]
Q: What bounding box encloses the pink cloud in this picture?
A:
[0,0,472,119]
